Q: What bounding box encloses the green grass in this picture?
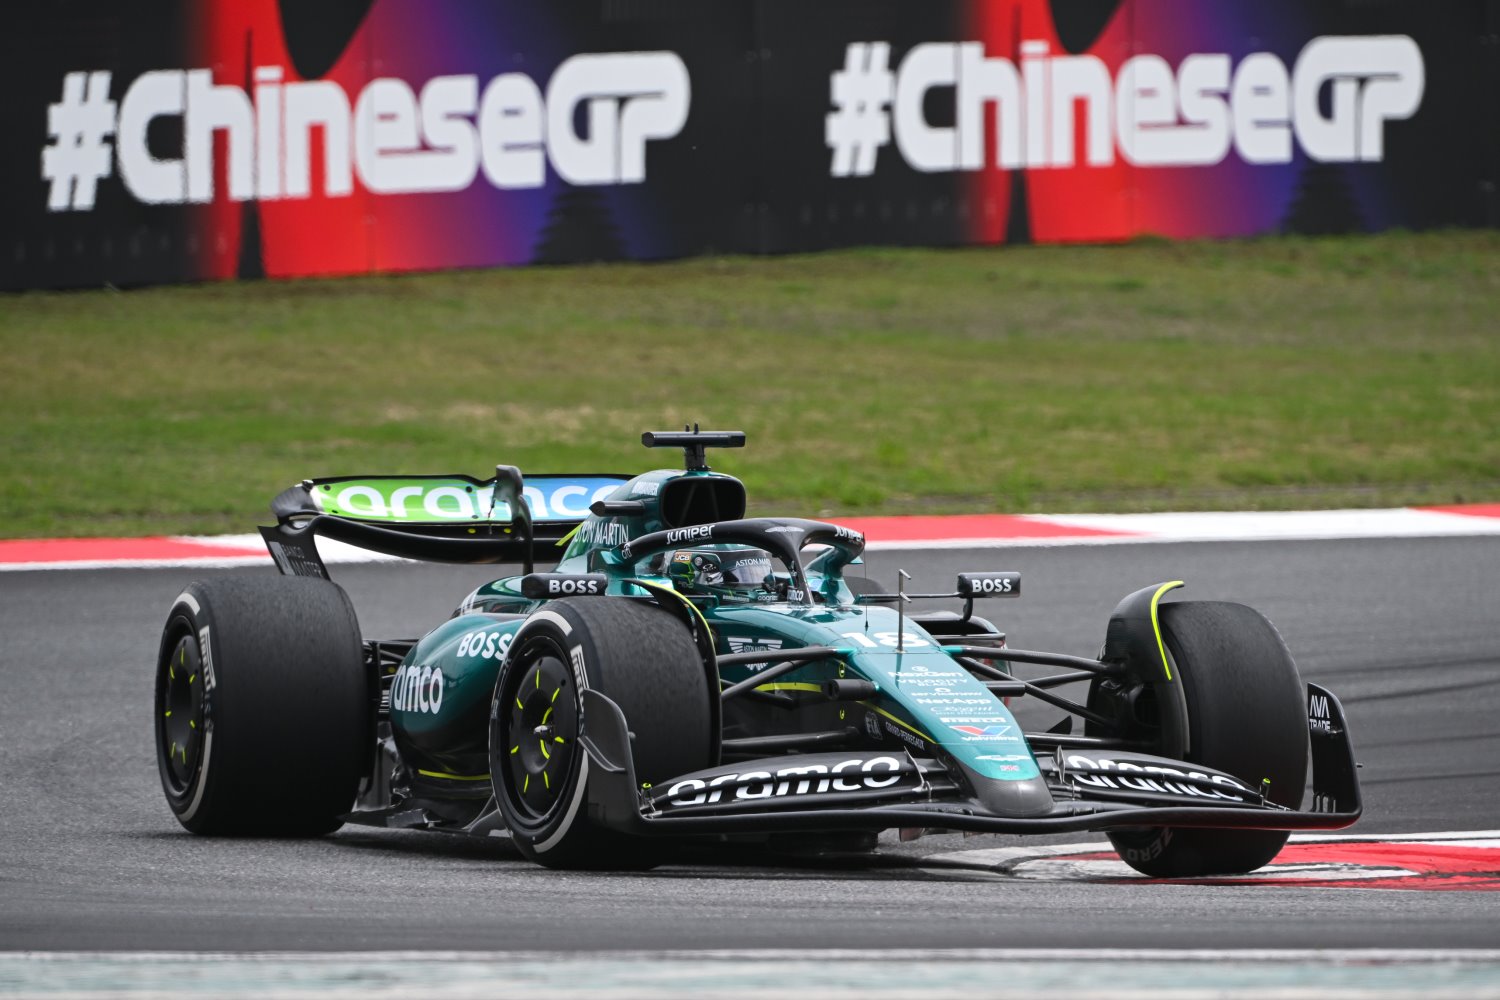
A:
[2,230,1498,538]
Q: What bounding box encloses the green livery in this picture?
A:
[155,428,1362,876]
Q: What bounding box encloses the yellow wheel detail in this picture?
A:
[158,635,205,796]
[498,636,577,824]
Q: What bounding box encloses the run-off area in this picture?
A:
[4,949,1500,999]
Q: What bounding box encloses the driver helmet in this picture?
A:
[666,545,774,598]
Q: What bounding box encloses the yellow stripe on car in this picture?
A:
[1150,581,1185,681]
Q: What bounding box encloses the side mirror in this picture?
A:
[956,572,1021,598]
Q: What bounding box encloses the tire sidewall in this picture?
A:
[489,607,592,855]
[154,585,221,831]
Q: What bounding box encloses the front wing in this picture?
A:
[577,683,1362,837]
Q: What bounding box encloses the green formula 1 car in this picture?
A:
[154,429,1361,875]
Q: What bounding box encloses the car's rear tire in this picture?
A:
[1100,601,1308,877]
[490,598,713,870]
[154,576,369,836]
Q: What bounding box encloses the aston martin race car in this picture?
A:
[154,429,1361,876]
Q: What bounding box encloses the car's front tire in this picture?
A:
[490,597,713,869]
[1099,601,1309,877]
[154,576,369,836]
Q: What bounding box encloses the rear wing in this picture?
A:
[259,467,629,578]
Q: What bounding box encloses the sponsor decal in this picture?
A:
[725,635,783,671]
[1064,753,1255,803]
[864,711,883,740]
[196,625,216,691]
[725,636,783,654]
[304,478,623,523]
[665,524,713,545]
[335,483,475,520]
[391,663,444,714]
[265,539,325,578]
[526,482,622,520]
[763,525,801,534]
[663,755,907,807]
[935,704,1010,716]
[521,573,608,598]
[578,520,630,548]
[633,481,661,498]
[884,720,927,750]
[1309,691,1334,734]
[826,36,1423,178]
[548,576,603,595]
[975,754,1031,763]
[455,628,514,661]
[952,724,1012,738]
[44,54,689,212]
[832,525,864,545]
[1121,828,1174,865]
[568,644,589,689]
[958,572,1019,597]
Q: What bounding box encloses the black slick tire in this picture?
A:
[1105,601,1308,877]
[154,576,369,836]
[490,597,712,870]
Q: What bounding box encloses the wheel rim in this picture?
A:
[159,633,207,795]
[501,638,578,823]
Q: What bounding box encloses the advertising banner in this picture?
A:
[4,0,1495,290]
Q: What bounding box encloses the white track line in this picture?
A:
[1042,507,1500,541]
[9,948,1500,962]
[866,507,1500,550]
[6,948,1500,1000]
[4,507,1499,570]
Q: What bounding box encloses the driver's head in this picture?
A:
[666,545,774,598]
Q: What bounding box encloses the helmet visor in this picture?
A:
[718,552,773,591]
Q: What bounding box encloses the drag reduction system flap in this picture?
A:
[260,468,629,577]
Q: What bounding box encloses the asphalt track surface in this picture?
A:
[2,536,1497,954]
